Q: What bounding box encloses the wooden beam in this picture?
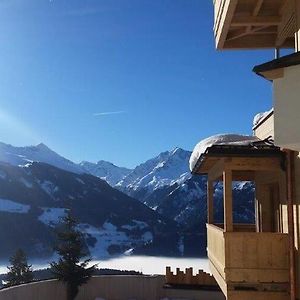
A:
[226,28,249,41]
[223,170,233,232]
[232,170,255,181]
[207,180,214,224]
[208,159,226,182]
[295,0,300,52]
[286,150,296,300]
[224,33,277,49]
[228,157,282,171]
[253,0,264,17]
[231,16,282,27]
[244,0,264,42]
[215,0,238,49]
[226,26,275,42]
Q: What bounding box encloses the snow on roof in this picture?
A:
[253,108,273,127]
[189,134,260,171]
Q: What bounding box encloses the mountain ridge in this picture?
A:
[0,141,255,259]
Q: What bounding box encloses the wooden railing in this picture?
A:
[213,223,256,232]
[207,224,290,284]
[165,267,217,286]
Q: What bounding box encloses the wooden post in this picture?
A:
[255,182,261,232]
[295,0,300,52]
[166,266,172,283]
[207,180,214,224]
[286,150,296,300]
[186,268,193,284]
[223,170,233,232]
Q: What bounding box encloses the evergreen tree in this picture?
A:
[51,212,96,300]
[6,249,33,286]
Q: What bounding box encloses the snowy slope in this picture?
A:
[0,161,179,259]
[116,148,191,201]
[80,160,132,186]
[0,142,83,174]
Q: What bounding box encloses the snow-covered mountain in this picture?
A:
[80,160,132,186]
[0,142,83,174]
[0,141,255,258]
[0,161,179,259]
[0,142,131,185]
[112,147,255,235]
[116,148,192,202]
[153,176,255,230]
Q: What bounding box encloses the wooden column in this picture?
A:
[223,170,233,232]
[286,150,296,300]
[207,180,214,224]
[295,0,300,52]
[254,183,261,233]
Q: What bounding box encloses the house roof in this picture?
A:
[191,138,283,175]
[252,109,274,131]
[253,52,300,80]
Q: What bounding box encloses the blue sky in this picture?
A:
[0,0,277,168]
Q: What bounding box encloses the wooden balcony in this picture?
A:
[207,223,290,299]
[192,140,291,299]
[213,0,294,49]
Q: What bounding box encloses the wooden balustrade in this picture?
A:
[165,266,217,286]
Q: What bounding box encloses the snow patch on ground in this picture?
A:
[78,221,153,259]
[141,231,153,243]
[38,207,67,227]
[121,220,149,230]
[189,134,259,171]
[76,178,85,185]
[20,177,33,188]
[0,198,30,214]
[39,180,59,197]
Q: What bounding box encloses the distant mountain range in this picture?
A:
[79,160,131,186]
[0,142,83,174]
[0,141,255,259]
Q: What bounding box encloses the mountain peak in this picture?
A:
[170,147,188,155]
[36,143,51,151]
[80,160,132,186]
[0,141,83,175]
[96,160,115,167]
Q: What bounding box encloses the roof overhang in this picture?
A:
[253,51,300,80]
[213,0,295,49]
[192,143,284,176]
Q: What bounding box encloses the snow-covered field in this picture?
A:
[0,256,209,275]
[78,221,153,259]
[38,207,67,227]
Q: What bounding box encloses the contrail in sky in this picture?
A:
[93,111,126,117]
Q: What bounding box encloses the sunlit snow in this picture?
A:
[0,198,30,214]
[189,134,259,171]
[78,221,153,259]
[253,108,273,127]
